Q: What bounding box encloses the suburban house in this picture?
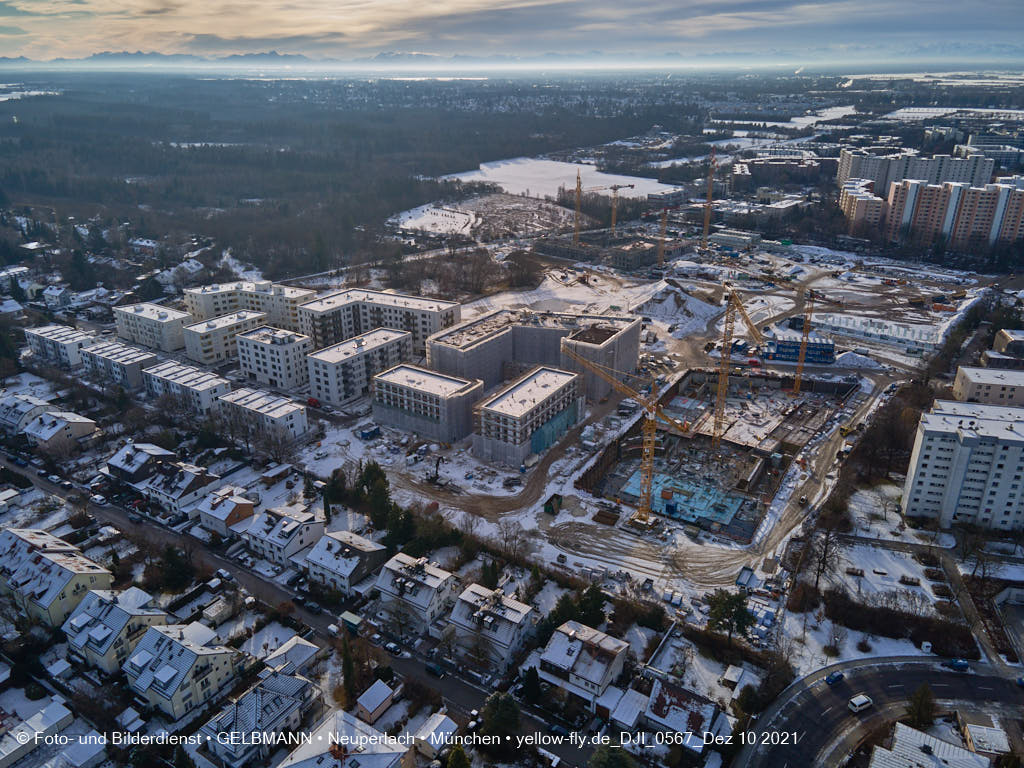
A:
[537,621,629,710]
[412,713,458,759]
[21,411,98,455]
[61,588,169,675]
[299,531,388,596]
[0,393,54,434]
[447,584,534,670]
[276,709,411,768]
[244,503,324,566]
[103,442,176,488]
[0,529,113,627]
[356,679,396,724]
[373,554,459,637]
[138,461,222,517]
[124,623,241,721]
[644,679,732,758]
[194,486,254,538]
[199,669,320,768]
[264,636,320,676]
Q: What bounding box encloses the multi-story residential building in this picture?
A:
[297,288,460,353]
[839,178,885,234]
[103,441,176,488]
[373,554,459,636]
[0,393,53,434]
[183,310,266,365]
[537,621,629,710]
[883,175,1024,248]
[199,670,319,768]
[194,486,254,538]
[276,709,409,768]
[953,367,1024,405]
[902,400,1024,530]
[307,329,412,406]
[142,361,231,417]
[472,366,585,465]
[184,281,315,331]
[427,308,641,400]
[0,529,113,626]
[447,584,534,670]
[243,503,324,566]
[22,411,97,454]
[80,340,158,389]
[124,622,240,721]
[216,388,309,441]
[61,588,169,675]
[371,364,483,443]
[236,326,313,390]
[113,303,192,352]
[995,329,1024,357]
[837,148,994,192]
[24,325,96,367]
[139,461,222,516]
[299,531,388,596]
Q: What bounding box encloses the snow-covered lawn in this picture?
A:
[834,543,939,615]
[234,622,297,659]
[847,482,955,548]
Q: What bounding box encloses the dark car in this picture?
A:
[291,595,306,607]
[424,663,445,678]
[12,456,28,467]
[547,724,570,737]
[305,601,323,614]
[942,658,969,671]
[36,467,48,477]
[825,671,845,686]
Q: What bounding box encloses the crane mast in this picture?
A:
[793,289,815,395]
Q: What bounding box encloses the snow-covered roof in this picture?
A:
[645,679,719,750]
[374,554,455,614]
[299,288,457,315]
[0,529,110,611]
[236,326,310,347]
[142,461,220,501]
[81,339,157,366]
[921,399,1024,442]
[199,671,312,748]
[413,712,457,749]
[246,505,319,548]
[184,310,265,332]
[430,307,635,352]
[611,687,648,729]
[125,623,232,698]
[308,328,410,365]
[357,679,394,714]
[449,583,533,647]
[22,411,95,442]
[106,441,176,474]
[302,531,384,580]
[479,366,578,419]
[373,364,479,398]
[218,387,305,419]
[869,723,990,768]
[277,709,406,768]
[62,588,165,657]
[115,302,191,322]
[195,485,252,522]
[264,635,319,675]
[143,360,230,392]
[539,621,628,687]
[955,366,1024,388]
[0,392,52,431]
[24,324,95,345]
[56,728,106,768]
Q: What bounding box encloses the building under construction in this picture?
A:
[577,368,858,541]
[533,231,687,272]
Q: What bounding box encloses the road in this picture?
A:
[738,658,1024,768]
[1,459,591,767]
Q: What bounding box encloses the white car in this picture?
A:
[848,694,873,713]
[327,624,340,636]
[90,494,107,505]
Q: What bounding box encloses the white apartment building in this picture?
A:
[373,554,459,636]
[217,388,309,441]
[183,310,266,365]
[371,364,483,443]
[80,340,158,389]
[236,326,313,390]
[143,361,231,416]
[124,622,240,721]
[448,584,534,670]
[61,588,169,675]
[114,303,192,352]
[537,621,629,709]
[24,325,96,367]
[472,366,585,465]
[299,531,388,596]
[184,281,315,331]
[308,328,412,406]
[903,400,1024,530]
[244,503,324,566]
[297,288,460,353]
[953,366,1024,406]
[837,148,994,192]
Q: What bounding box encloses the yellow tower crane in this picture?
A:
[561,345,690,524]
[701,148,717,255]
[573,170,583,245]
[712,290,765,450]
[572,173,635,243]
[793,288,816,396]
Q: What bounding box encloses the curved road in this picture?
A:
[739,658,1024,768]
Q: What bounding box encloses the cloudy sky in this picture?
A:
[1,0,1022,64]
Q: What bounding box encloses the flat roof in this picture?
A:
[115,303,192,322]
[82,340,158,365]
[374,364,479,397]
[922,399,1024,441]
[430,308,636,351]
[236,326,311,346]
[298,288,458,315]
[308,328,411,364]
[143,360,230,391]
[218,387,304,417]
[25,324,94,343]
[957,366,1024,387]
[184,310,265,332]
[480,366,578,418]
[186,280,314,299]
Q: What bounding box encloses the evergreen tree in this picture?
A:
[906,684,935,728]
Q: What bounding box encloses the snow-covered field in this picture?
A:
[847,483,955,548]
[641,284,721,337]
[443,157,679,199]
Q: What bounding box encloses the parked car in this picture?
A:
[327,624,340,636]
[47,474,61,484]
[547,724,570,737]
[942,658,969,672]
[11,456,28,467]
[424,663,445,678]
[37,468,49,477]
[824,672,845,686]
[59,480,73,490]
[305,602,323,615]
[292,595,306,607]
[385,642,400,655]
[215,569,234,582]
[369,633,383,646]
[127,513,142,523]
[848,694,873,713]
[90,494,107,505]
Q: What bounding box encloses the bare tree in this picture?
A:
[810,524,842,590]
[496,519,526,561]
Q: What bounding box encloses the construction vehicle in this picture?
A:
[572,170,635,244]
[712,290,764,450]
[793,288,815,396]
[561,345,689,525]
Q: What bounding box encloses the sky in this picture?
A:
[1,0,1023,65]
